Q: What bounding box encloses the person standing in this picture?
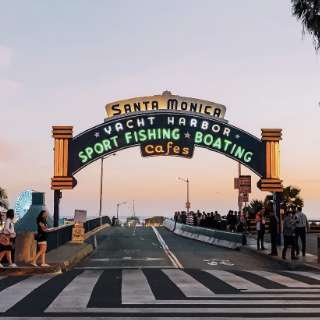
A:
[31,210,50,267]
[256,210,266,250]
[295,206,308,257]
[282,209,298,260]
[268,211,279,256]
[0,209,17,268]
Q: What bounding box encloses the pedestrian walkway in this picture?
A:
[246,236,320,269]
[1,268,320,317]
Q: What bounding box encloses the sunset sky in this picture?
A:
[1,1,319,219]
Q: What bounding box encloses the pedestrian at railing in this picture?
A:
[294,206,309,257]
[256,210,266,251]
[282,208,298,260]
[31,210,50,267]
[0,209,17,268]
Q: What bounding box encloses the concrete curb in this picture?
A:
[48,223,110,272]
[47,242,93,272]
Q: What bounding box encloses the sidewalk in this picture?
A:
[0,224,109,276]
[245,236,320,270]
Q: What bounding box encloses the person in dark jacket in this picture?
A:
[282,210,298,260]
[268,211,279,256]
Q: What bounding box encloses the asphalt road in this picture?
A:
[1,225,320,319]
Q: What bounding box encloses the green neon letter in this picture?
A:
[85,147,94,159]
[243,151,253,163]
[194,131,203,143]
[172,128,180,140]
[125,132,133,144]
[212,137,222,150]
[79,151,88,163]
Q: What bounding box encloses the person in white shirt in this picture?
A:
[295,206,309,257]
[0,209,17,268]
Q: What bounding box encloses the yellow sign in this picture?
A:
[105,92,226,119]
[72,222,85,243]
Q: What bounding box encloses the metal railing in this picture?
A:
[47,215,110,252]
[47,224,74,252]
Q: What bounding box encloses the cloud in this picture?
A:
[0,79,21,100]
[0,140,16,163]
[0,46,12,69]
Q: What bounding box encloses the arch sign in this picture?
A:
[50,92,283,225]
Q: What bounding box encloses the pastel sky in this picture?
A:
[1,1,319,219]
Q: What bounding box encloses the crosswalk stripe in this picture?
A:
[249,270,315,288]
[1,314,319,320]
[93,299,320,305]
[45,270,103,312]
[69,306,320,314]
[163,269,215,297]
[289,271,320,282]
[121,269,156,304]
[0,275,54,312]
[204,270,265,291]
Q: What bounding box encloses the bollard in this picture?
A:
[93,235,98,250]
[15,232,37,264]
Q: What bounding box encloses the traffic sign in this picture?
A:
[234,178,239,189]
[239,175,251,193]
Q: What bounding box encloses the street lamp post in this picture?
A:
[99,153,116,224]
[116,201,127,220]
[178,177,190,213]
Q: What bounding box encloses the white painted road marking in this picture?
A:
[0,275,54,312]
[163,269,215,297]
[152,226,183,268]
[249,270,317,288]
[90,257,164,262]
[289,271,320,282]
[121,269,156,304]
[46,270,102,312]
[204,269,265,291]
[55,307,320,314]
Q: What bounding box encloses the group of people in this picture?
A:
[0,209,50,268]
[256,206,308,260]
[173,209,248,232]
[173,206,309,261]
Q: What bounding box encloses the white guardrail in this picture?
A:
[163,218,246,250]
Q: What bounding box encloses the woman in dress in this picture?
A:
[0,209,17,268]
[31,210,50,267]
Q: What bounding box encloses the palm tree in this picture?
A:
[291,0,320,51]
[264,185,304,212]
[244,199,264,219]
[0,187,9,210]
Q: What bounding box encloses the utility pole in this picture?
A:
[178,177,190,213]
[132,200,136,217]
[238,162,242,212]
[116,201,127,220]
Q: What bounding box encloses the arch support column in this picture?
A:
[258,129,283,192]
[51,126,75,226]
